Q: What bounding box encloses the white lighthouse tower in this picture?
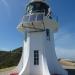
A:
[17,0,68,75]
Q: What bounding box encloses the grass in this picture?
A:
[0,47,22,69]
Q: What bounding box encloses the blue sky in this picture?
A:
[0,0,75,59]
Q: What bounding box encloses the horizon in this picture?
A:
[0,0,75,59]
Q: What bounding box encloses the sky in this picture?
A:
[0,0,75,59]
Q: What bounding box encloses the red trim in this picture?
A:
[10,73,18,75]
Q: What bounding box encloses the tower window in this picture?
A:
[46,29,50,40]
[34,50,39,65]
[25,32,27,41]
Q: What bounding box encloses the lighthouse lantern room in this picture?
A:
[17,0,58,32]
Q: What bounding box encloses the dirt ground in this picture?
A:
[0,67,75,75]
[0,66,18,75]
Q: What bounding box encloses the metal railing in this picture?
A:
[22,13,44,23]
[49,12,58,22]
[22,12,58,23]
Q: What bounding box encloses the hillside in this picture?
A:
[58,58,75,69]
[0,47,22,69]
[0,48,75,70]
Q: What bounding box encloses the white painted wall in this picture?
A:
[18,30,68,75]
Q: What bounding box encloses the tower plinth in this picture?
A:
[17,0,68,75]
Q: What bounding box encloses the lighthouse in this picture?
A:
[17,0,68,75]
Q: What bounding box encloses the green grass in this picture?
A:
[0,47,22,69]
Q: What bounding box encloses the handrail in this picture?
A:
[22,12,58,23]
[48,12,58,22]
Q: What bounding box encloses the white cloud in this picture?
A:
[54,28,75,49]
[1,0,8,7]
[0,0,11,17]
[54,28,75,60]
[55,47,75,60]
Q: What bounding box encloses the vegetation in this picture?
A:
[0,47,22,69]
